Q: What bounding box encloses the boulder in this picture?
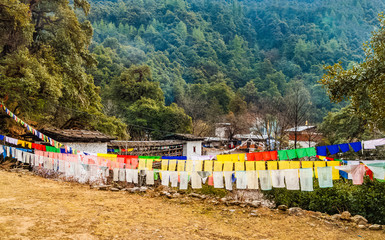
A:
[110,187,120,192]
[368,224,382,230]
[340,211,351,220]
[249,200,262,208]
[139,186,148,192]
[288,207,303,216]
[351,215,368,225]
[278,205,288,211]
[331,214,341,221]
[357,225,366,229]
[189,193,201,198]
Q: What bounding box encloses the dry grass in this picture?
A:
[0,170,383,240]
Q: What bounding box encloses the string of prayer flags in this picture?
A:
[287,149,297,159]
[326,161,340,180]
[350,142,362,152]
[314,161,326,178]
[318,166,333,188]
[327,144,340,155]
[247,151,277,161]
[278,150,289,160]
[363,138,385,149]
[338,143,350,153]
[316,146,327,156]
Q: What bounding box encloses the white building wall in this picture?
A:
[288,140,317,148]
[63,142,107,154]
[183,141,202,159]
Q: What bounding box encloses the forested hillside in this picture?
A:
[80,0,385,138]
[2,0,385,141]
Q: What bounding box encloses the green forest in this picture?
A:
[2,0,385,145]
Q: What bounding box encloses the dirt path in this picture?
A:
[0,170,382,240]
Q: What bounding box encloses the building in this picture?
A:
[285,126,322,148]
[39,128,115,153]
[109,134,204,159]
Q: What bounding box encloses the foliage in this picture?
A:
[263,178,385,224]
[110,65,192,139]
[85,0,384,124]
[321,14,385,131]
[0,0,127,137]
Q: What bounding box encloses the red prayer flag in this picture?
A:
[255,152,264,161]
[246,153,255,161]
[270,151,278,160]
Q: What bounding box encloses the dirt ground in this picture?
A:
[0,170,383,240]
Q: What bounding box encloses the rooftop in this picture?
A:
[285,126,316,132]
[162,133,205,141]
[40,128,116,143]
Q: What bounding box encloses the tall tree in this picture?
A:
[321,14,385,131]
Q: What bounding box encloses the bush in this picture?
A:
[263,177,385,224]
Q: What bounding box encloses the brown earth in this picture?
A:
[0,170,383,240]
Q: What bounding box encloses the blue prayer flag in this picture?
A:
[338,143,350,153]
[350,142,362,152]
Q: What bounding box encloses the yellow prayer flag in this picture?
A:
[231,154,239,162]
[194,160,203,171]
[146,159,153,170]
[223,161,233,171]
[25,141,32,149]
[255,161,266,170]
[238,154,246,161]
[235,161,245,171]
[217,155,232,162]
[97,153,117,158]
[185,160,193,172]
[318,156,326,161]
[177,160,185,172]
[169,160,177,171]
[267,161,278,170]
[213,161,223,172]
[327,161,340,180]
[301,161,314,168]
[204,160,213,171]
[314,161,326,178]
[138,159,146,170]
[289,161,300,169]
[279,161,290,170]
[161,160,169,171]
[245,161,255,171]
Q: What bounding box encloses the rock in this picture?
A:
[94,185,111,191]
[288,207,303,216]
[219,198,227,203]
[129,187,140,193]
[110,187,120,192]
[199,195,207,200]
[240,204,247,208]
[249,201,262,208]
[189,193,201,198]
[139,186,148,192]
[368,224,382,230]
[277,205,288,211]
[250,213,258,217]
[351,215,368,225]
[172,193,181,198]
[166,193,173,199]
[357,225,366,229]
[228,209,236,213]
[331,214,341,221]
[340,211,351,220]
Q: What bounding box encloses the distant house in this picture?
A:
[162,134,204,159]
[40,129,116,154]
[110,133,204,159]
[285,126,322,148]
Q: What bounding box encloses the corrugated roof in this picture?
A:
[40,128,116,143]
[285,126,316,132]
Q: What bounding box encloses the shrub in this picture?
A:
[263,177,385,224]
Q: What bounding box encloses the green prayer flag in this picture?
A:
[278,150,289,160]
[306,147,317,157]
[287,149,298,159]
[296,148,308,158]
